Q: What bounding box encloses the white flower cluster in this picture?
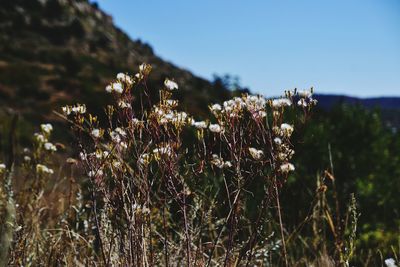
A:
[248,147,264,160]
[192,120,208,129]
[210,94,267,119]
[106,82,124,94]
[271,98,292,109]
[116,73,133,85]
[164,78,179,90]
[153,105,190,127]
[34,123,57,152]
[153,144,174,158]
[385,258,398,267]
[273,123,294,138]
[109,127,128,150]
[0,163,6,173]
[209,123,223,133]
[211,154,232,168]
[36,164,54,175]
[41,123,53,134]
[62,104,87,115]
[297,89,317,108]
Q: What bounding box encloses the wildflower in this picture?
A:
[119,141,128,150]
[118,100,131,109]
[62,105,72,115]
[224,161,232,168]
[0,163,6,173]
[139,153,151,165]
[385,258,398,267]
[210,104,222,112]
[271,98,292,109]
[110,131,121,143]
[249,147,264,160]
[36,164,54,175]
[139,63,152,75]
[24,156,31,162]
[209,124,222,133]
[274,137,282,145]
[71,104,86,114]
[297,98,307,107]
[116,73,133,85]
[112,82,123,94]
[211,154,225,168]
[44,142,57,152]
[193,121,208,129]
[280,123,294,137]
[41,123,53,134]
[88,169,103,177]
[280,163,295,173]
[298,89,312,98]
[34,133,47,143]
[153,144,173,157]
[91,128,101,138]
[164,78,178,90]
[115,127,127,137]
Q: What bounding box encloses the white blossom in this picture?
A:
[210,104,222,112]
[274,137,282,145]
[385,258,398,267]
[272,98,292,109]
[280,123,294,137]
[34,133,47,143]
[280,163,295,173]
[116,73,133,85]
[44,142,57,152]
[91,129,101,138]
[193,121,208,129]
[36,164,54,175]
[298,90,312,98]
[209,124,222,133]
[249,147,264,160]
[41,123,53,134]
[0,163,6,172]
[164,78,178,90]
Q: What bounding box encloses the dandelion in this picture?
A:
[41,123,53,134]
[44,142,57,152]
[164,78,178,90]
[209,124,222,133]
[249,147,264,160]
[36,164,54,175]
[280,163,295,173]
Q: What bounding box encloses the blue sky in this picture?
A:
[94,0,400,97]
